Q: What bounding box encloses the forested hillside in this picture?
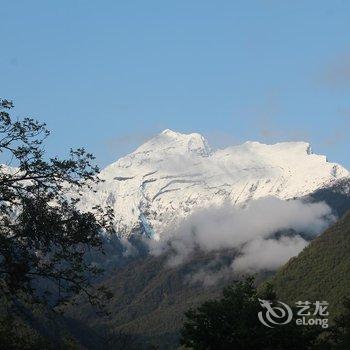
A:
[270,211,350,317]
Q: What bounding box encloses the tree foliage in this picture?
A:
[180,277,324,350]
[0,98,114,310]
[329,297,350,349]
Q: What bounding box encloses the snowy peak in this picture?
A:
[103,130,213,174]
[81,131,349,237]
[242,140,312,154]
[134,129,212,157]
[224,141,313,160]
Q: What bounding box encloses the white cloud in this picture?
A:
[149,197,334,274]
[232,236,308,273]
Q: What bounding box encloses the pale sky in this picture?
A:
[1,0,349,168]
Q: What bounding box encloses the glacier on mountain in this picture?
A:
[79,129,349,237]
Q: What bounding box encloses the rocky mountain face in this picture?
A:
[79,129,349,237]
[307,176,350,217]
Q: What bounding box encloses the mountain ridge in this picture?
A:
[79,130,349,237]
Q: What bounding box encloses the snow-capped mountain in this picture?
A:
[80,129,349,237]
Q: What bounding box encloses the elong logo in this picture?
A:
[258,299,329,329]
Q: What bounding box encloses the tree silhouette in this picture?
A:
[0,98,114,310]
[181,277,324,350]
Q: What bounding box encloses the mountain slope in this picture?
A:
[307,177,350,217]
[67,183,350,349]
[270,211,350,317]
[68,249,263,349]
[80,130,349,237]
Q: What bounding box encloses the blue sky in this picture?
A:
[1,0,349,168]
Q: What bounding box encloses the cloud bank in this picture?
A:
[149,197,334,276]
